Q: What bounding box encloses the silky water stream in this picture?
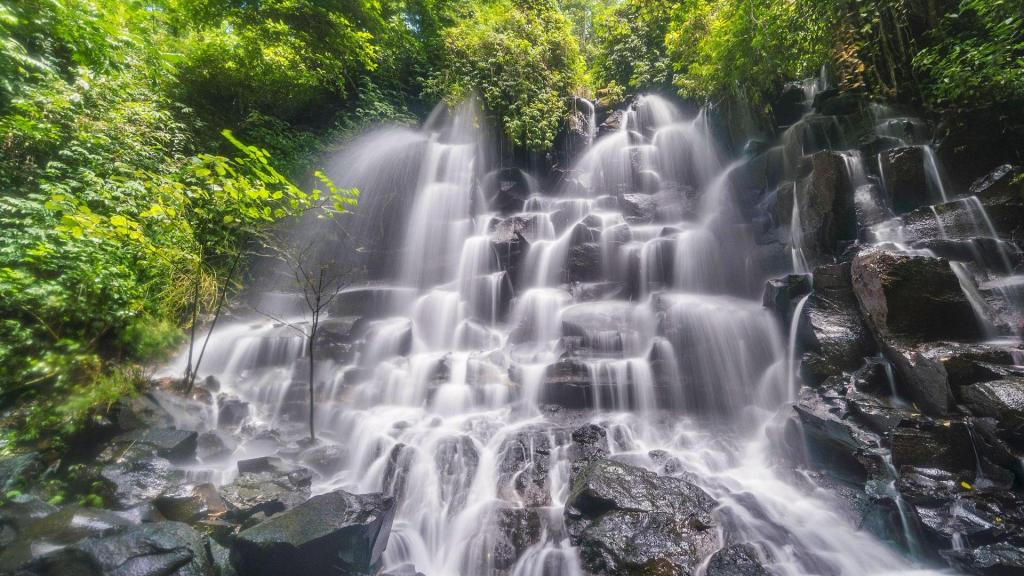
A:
[160,96,951,575]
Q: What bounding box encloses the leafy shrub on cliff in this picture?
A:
[914,0,1024,111]
[425,0,585,150]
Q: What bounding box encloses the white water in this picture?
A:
[159,96,953,576]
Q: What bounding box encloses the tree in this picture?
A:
[255,241,356,442]
[424,0,585,150]
[592,0,678,94]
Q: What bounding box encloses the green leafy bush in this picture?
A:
[425,0,585,150]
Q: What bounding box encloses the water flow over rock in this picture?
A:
[152,94,978,576]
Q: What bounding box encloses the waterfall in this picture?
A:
[159,95,953,576]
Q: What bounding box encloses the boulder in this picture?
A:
[762,273,812,327]
[100,427,198,464]
[100,455,186,510]
[481,168,533,214]
[565,459,718,575]
[771,82,807,129]
[197,430,236,463]
[851,247,984,343]
[792,151,856,264]
[0,507,134,571]
[220,461,312,521]
[298,443,348,478]
[538,358,594,409]
[490,217,533,288]
[382,443,414,502]
[797,262,875,384]
[890,419,977,475]
[231,489,396,576]
[943,543,1024,576]
[815,90,865,116]
[20,521,217,576]
[330,286,416,319]
[961,379,1024,446]
[910,238,1021,275]
[493,506,543,570]
[498,426,563,507]
[885,345,956,416]
[568,424,609,482]
[786,385,883,484]
[155,483,228,524]
[567,242,602,283]
[704,543,772,576]
[0,454,41,494]
[217,396,250,430]
[0,495,56,548]
[879,146,932,213]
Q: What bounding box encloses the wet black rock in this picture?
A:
[762,273,812,327]
[220,460,312,521]
[498,426,563,507]
[846,390,910,434]
[493,506,544,570]
[0,495,56,548]
[879,146,932,213]
[197,430,236,463]
[704,543,772,576]
[772,82,807,129]
[911,237,1021,275]
[0,506,135,571]
[330,285,416,319]
[21,521,217,576]
[481,167,533,214]
[0,454,41,495]
[567,242,603,283]
[100,427,198,464]
[567,424,609,482]
[961,379,1024,447]
[382,443,414,502]
[217,396,250,430]
[298,443,348,478]
[785,385,883,485]
[101,455,186,510]
[231,489,395,576]
[489,216,532,287]
[434,435,479,511]
[815,90,865,117]
[793,151,857,263]
[851,357,893,395]
[154,483,228,524]
[798,262,875,384]
[565,458,718,575]
[969,164,1024,241]
[943,542,1024,575]
[890,419,977,475]
[852,247,984,344]
[538,358,594,409]
[887,345,956,416]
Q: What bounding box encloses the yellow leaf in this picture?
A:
[960,481,972,490]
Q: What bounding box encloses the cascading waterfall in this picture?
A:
[159,94,955,576]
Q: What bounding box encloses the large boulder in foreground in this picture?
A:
[231,489,396,576]
[20,521,217,576]
[851,247,988,414]
[565,458,718,575]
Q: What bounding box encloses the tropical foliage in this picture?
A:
[1,0,1021,445]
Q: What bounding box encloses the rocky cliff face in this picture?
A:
[759,82,1024,574]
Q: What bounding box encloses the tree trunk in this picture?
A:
[184,266,201,384]
[188,250,243,393]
